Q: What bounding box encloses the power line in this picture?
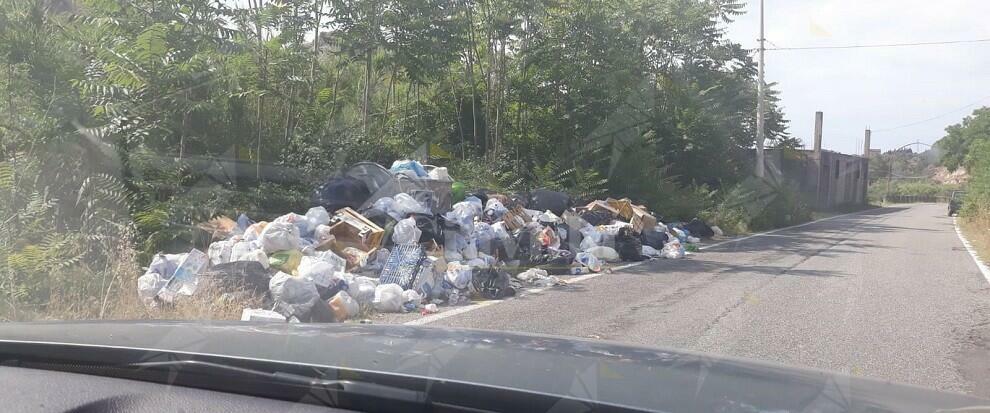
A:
[872,94,990,133]
[767,37,990,51]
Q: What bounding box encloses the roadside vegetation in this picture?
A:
[936,108,990,263]
[0,0,808,321]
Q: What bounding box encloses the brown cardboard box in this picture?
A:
[584,200,619,216]
[328,207,384,252]
[502,205,533,231]
[606,198,635,220]
[630,206,657,233]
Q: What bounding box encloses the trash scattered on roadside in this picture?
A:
[135,160,722,320]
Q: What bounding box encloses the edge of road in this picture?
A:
[404,206,881,326]
[953,217,990,284]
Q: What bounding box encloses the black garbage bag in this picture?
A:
[684,218,716,238]
[507,191,530,208]
[532,248,573,275]
[472,267,516,299]
[410,213,444,244]
[529,189,571,216]
[580,210,613,226]
[200,261,272,295]
[511,226,542,264]
[312,176,371,213]
[640,229,669,249]
[308,300,338,323]
[616,227,645,261]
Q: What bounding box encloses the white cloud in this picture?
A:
[725,0,990,153]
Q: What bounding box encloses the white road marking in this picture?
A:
[404,207,879,326]
[953,217,990,284]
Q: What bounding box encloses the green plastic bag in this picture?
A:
[269,249,303,273]
[451,182,466,203]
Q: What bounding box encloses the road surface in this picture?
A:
[380,204,990,396]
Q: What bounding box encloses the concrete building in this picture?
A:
[768,112,870,210]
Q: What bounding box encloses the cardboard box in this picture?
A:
[630,207,657,233]
[584,200,619,216]
[328,207,384,252]
[502,205,533,231]
[606,198,635,220]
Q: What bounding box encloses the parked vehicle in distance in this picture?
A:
[949,191,966,216]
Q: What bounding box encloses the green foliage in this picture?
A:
[937,107,990,171]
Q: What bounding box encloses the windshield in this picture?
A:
[2,0,989,403]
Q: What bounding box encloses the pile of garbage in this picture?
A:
[136,160,722,323]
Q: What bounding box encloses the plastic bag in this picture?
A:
[671,227,687,243]
[586,246,620,262]
[474,222,495,254]
[390,159,428,178]
[491,222,511,241]
[373,283,405,312]
[208,240,234,266]
[579,236,598,251]
[537,226,560,249]
[687,236,701,244]
[711,225,724,238]
[393,217,422,245]
[484,198,508,220]
[328,290,360,321]
[137,271,168,307]
[427,166,451,181]
[516,268,548,283]
[615,227,645,261]
[313,224,333,244]
[241,308,287,322]
[259,221,300,253]
[348,276,378,304]
[642,245,662,257]
[537,210,562,224]
[269,249,303,273]
[575,252,603,272]
[297,256,337,288]
[401,289,422,304]
[157,249,208,303]
[273,212,310,237]
[580,226,604,244]
[269,272,320,317]
[661,239,685,259]
[444,201,479,232]
[445,262,473,289]
[393,193,430,217]
[305,206,331,233]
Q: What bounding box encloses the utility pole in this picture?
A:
[755,0,766,178]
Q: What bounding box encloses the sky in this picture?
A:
[723,0,990,154]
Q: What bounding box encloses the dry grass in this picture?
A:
[960,214,990,268]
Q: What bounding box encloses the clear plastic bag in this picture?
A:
[392,217,422,245]
[586,246,620,262]
[576,252,604,272]
[269,272,320,316]
[305,206,331,233]
[373,283,405,312]
[393,193,430,216]
[445,262,473,289]
[348,276,378,304]
[329,291,359,321]
[259,221,301,253]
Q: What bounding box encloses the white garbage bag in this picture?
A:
[579,226,604,244]
[586,246,620,262]
[445,262,473,289]
[537,210,562,224]
[208,240,235,266]
[311,250,346,274]
[642,245,662,257]
[392,217,422,245]
[269,272,319,316]
[373,283,405,312]
[516,268,548,283]
[687,236,701,244]
[273,212,310,236]
[259,221,300,253]
[393,193,430,216]
[484,198,508,219]
[297,256,337,288]
[137,271,168,307]
[575,252,604,272]
[491,222,511,240]
[401,289,422,304]
[348,276,378,304]
[661,239,685,259]
[305,206,331,232]
[157,249,208,303]
[445,201,480,232]
[711,225,724,238]
[427,166,452,181]
[579,236,598,252]
[313,224,333,244]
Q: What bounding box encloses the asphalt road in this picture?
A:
[380,204,990,396]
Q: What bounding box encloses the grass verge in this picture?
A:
[959,215,990,268]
